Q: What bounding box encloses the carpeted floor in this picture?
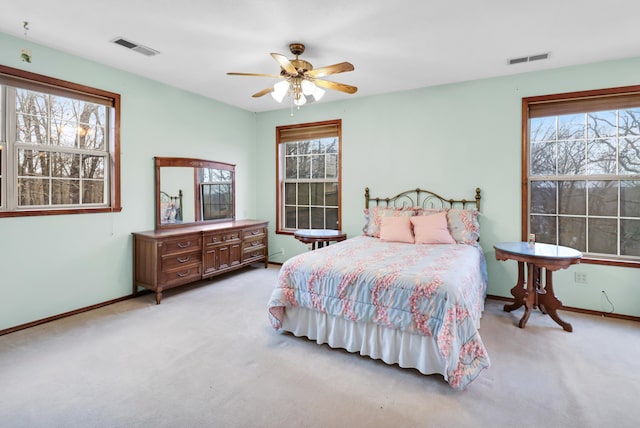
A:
[0,265,638,428]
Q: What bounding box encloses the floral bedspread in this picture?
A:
[267,236,491,390]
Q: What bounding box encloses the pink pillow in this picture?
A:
[410,212,456,244]
[379,216,414,243]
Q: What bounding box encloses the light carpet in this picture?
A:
[0,265,639,428]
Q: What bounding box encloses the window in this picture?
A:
[0,65,120,217]
[200,164,234,221]
[276,120,341,233]
[523,85,640,266]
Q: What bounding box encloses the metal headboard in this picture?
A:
[160,189,183,222]
[365,187,481,211]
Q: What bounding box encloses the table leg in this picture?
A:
[538,269,573,332]
[518,262,536,328]
[504,261,525,312]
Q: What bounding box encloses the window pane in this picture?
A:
[557,140,586,175]
[325,138,338,153]
[50,95,78,148]
[298,156,310,179]
[326,154,338,179]
[297,207,309,229]
[311,207,324,228]
[558,113,585,139]
[311,154,325,179]
[82,156,105,179]
[588,181,617,216]
[619,137,640,175]
[18,178,49,205]
[559,181,585,215]
[52,153,80,178]
[52,179,79,205]
[285,183,296,205]
[619,108,640,137]
[311,140,323,154]
[530,117,556,142]
[286,142,297,155]
[588,218,617,254]
[83,180,104,204]
[587,139,617,174]
[326,182,338,206]
[559,217,586,251]
[16,90,48,144]
[285,206,297,229]
[530,141,556,175]
[18,149,49,176]
[621,219,640,256]
[326,208,339,230]
[285,156,297,179]
[297,183,309,206]
[310,183,324,206]
[530,181,556,214]
[621,180,640,218]
[530,215,556,245]
[298,141,311,155]
[77,102,106,150]
[588,110,617,138]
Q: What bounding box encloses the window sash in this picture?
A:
[276,120,341,233]
[523,85,640,266]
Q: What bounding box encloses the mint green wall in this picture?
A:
[0,33,256,330]
[2,31,639,331]
[255,57,640,318]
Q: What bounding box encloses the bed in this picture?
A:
[267,187,490,390]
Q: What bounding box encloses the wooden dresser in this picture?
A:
[133,219,268,303]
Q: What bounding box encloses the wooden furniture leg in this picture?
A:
[518,262,536,328]
[538,269,573,332]
[504,261,525,312]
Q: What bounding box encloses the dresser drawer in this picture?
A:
[161,250,202,271]
[243,238,266,252]
[204,230,241,246]
[160,264,202,287]
[243,227,266,240]
[160,235,201,255]
[244,248,266,264]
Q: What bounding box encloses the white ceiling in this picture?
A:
[2,0,640,113]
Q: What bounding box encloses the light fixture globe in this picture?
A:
[301,79,316,96]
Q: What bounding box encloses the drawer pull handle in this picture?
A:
[251,230,260,235]
[176,270,191,277]
[177,241,191,248]
[251,241,260,246]
[177,256,191,263]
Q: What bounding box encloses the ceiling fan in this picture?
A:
[227,43,357,106]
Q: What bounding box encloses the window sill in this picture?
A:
[0,207,122,218]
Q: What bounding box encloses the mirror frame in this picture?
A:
[155,156,236,229]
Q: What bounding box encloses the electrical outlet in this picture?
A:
[575,272,587,284]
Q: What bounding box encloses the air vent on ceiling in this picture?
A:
[111,37,159,56]
[508,52,549,65]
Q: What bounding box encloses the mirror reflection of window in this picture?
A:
[200,168,234,220]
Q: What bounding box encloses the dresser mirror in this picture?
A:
[155,156,235,229]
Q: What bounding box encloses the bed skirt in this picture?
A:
[281,306,448,380]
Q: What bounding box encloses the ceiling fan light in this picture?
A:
[312,87,325,101]
[271,80,289,103]
[293,94,307,106]
[301,79,316,96]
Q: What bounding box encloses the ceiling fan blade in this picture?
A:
[227,72,282,78]
[252,87,274,98]
[306,62,354,78]
[271,53,298,75]
[314,79,358,94]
